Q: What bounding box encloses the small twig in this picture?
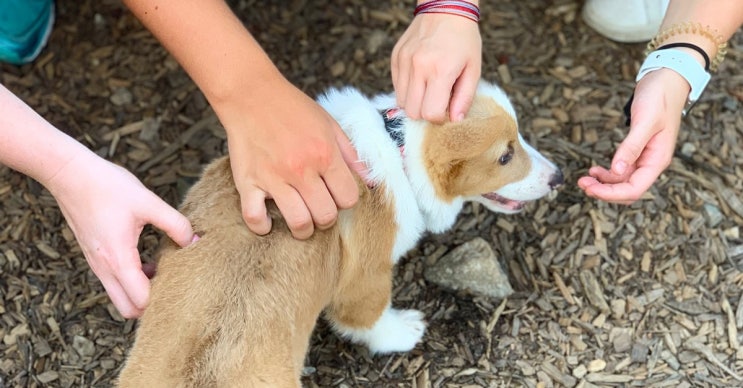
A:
[674,151,736,186]
[485,298,508,359]
[684,339,742,381]
[553,138,611,166]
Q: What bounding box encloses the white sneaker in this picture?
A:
[582,0,669,43]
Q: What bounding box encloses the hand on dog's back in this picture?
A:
[223,77,367,240]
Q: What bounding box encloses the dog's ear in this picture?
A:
[427,95,518,161]
[426,115,511,162]
[421,107,519,200]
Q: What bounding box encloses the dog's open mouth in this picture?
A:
[481,192,526,212]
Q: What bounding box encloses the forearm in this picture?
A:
[659,0,743,62]
[0,84,96,188]
[122,0,283,125]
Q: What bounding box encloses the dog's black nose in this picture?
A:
[549,170,564,189]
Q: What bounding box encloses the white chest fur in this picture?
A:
[317,88,426,262]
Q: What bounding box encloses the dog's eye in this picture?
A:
[499,145,514,165]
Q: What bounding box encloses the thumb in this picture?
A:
[333,124,369,181]
[144,195,195,247]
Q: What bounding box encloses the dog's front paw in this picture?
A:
[365,308,426,354]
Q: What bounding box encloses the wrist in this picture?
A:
[657,37,715,72]
[636,48,710,115]
[414,0,481,23]
[193,39,285,115]
[204,58,284,118]
[647,22,729,72]
[417,0,478,4]
[212,70,297,139]
[43,148,106,198]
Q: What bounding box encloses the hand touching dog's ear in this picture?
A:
[392,13,482,123]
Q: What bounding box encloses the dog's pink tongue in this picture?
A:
[482,192,525,211]
[502,198,525,211]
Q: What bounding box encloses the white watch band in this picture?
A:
[636,48,711,115]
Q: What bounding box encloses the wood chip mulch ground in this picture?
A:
[1,0,742,387]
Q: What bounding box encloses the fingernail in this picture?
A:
[191,234,200,243]
[614,161,627,175]
[456,113,465,122]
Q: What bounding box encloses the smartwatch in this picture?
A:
[636,48,711,116]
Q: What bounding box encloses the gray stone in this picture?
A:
[423,237,513,299]
[677,350,701,364]
[110,87,133,106]
[680,142,696,157]
[702,203,724,228]
[72,335,95,358]
[138,117,161,143]
[630,342,649,363]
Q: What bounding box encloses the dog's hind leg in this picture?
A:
[324,253,425,354]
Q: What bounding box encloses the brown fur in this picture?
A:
[118,93,543,387]
[424,96,530,200]
[117,157,398,388]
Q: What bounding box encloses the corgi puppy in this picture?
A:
[117,80,563,387]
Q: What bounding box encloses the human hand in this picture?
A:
[578,68,690,204]
[217,74,365,240]
[46,152,195,318]
[391,13,482,122]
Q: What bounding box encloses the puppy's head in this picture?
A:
[422,83,563,214]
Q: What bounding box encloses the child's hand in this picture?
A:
[217,74,365,240]
[392,13,482,122]
[578,68,689,203]
[47,153,195,318]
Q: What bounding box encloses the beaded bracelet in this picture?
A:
[646,22,728,71]
[414,0,480,23]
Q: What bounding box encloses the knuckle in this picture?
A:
[315,210,338,228]
[285,142,334,176]
[314,149,333,171]
[411,52,433,68]
[283,156,307,177]
[241,207,264,224]
[337,189,359,209]
[398,45,414,61]
[391,43,401,60]
[242,210,269,235]
[286,214,313,232]
[421,108,446,123]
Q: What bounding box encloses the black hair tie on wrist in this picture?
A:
[623,42,711,126]
[657,42,710,71]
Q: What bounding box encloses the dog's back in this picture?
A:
[118,157,343,387]
[118,155,402,387]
